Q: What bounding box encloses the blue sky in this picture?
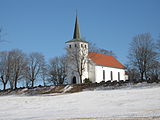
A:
[0,0,160,64]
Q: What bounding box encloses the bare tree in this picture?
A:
[48,58,58,85]
[157,35,160,60]
[128,33,157,81]
[88,42,97,53]
[0,28,4,43]
[0,27,7,43]
[58,56,67,84]
[158,39,160,51]
[24,52,45,88]
[40,62,49,86]
[125,64,140,81]
[0,51,11,90]
[8,49,28,89]
[88,41,116,57]
[48,55,67,85]
[148,60,160,80]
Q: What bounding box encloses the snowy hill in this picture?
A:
[1,81,159,96]
[0,84,160,120]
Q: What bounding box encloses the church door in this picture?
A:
[72,76,77,84]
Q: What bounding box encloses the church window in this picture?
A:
[69,45,71,48]
[81,44,83,47]
[72,76,76,84]
[103,70,105,81]
[111,71,113,80]
[118,72,120,80]
[75,44,77,47]
[85,45,87,48]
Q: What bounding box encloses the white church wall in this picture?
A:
[88,61,96,83]
[66,71,80,84]
[95,65,126,83]
[66,41,89,84]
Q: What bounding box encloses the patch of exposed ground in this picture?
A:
[0,81,160,96]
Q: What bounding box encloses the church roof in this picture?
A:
[65,15,88,44]
[73,15,80,39]
[65,39,88,43]
[88,52,126,69]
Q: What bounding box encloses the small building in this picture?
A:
[66,16,126,84]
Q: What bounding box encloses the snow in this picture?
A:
[0,85,160,120]
[62,85,73,93]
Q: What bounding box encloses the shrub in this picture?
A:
[83,78,92,84]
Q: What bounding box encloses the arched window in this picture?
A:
[72,76,76,84]
[103,70,105,81]
[111,71,113,80]
[118,72,120,80]
[69,45,71,48]
[75,44,77,47]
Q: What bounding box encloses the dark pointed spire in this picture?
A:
[65,14,88,43]
[73,15,81,39]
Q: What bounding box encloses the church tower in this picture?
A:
[66,15,89,84]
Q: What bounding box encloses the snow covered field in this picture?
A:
[0,85,160,120]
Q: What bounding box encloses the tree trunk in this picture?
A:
[10,82,14,90]
[145,72,148,80]
[3,83,6,90]
[14,80,17,89]
[31,80,34,88]
[141,72,144,81]
[43,80,46,86]
[0,77,7,90]
[80,75,82,84]
[26,82,29,88]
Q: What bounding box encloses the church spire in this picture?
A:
[73,15,81,39]
[65,14,88,43]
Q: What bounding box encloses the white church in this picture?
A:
[66,16,127,84]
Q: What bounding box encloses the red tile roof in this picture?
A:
[88,52,126,69]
